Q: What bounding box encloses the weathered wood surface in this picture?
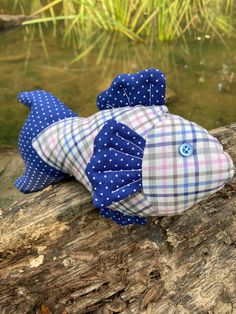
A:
[0,147,25,208]
[0,123,236,314]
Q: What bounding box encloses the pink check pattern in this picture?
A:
[32,105,167,216]
[32,105,234,217]
[142,114,234,215]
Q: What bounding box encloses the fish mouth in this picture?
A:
[223,151,235,182]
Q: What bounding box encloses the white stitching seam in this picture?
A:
[111,178,142,193]
[122,87,131,106]
[115,133,144,152]
[149,83,152,105]
[108,147,143,159]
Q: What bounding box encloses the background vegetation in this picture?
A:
[1,0,234,63]
[3,1,235,42]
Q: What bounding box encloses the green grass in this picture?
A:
[2,0,235,62]
[4,0,235,40]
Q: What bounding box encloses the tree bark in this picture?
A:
[0,123,236,314]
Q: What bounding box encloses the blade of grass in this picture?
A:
[136,7,159,35]
[30,0,63,17]
[130,0,148,31]
[23,15,77,25]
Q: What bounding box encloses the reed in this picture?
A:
[5,0,234,41]
[2,0,235,62]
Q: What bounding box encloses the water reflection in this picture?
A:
[0,28,235,148]
[218,64,235,93]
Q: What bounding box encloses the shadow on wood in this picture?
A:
[0,124,236,314]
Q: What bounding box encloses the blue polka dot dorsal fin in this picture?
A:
[85,118,146,208]
[96,68,166,110]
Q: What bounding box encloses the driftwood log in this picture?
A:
[0,123,236,314]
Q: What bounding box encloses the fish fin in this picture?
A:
[97,68,166,110]
[100,208,147,225]
[85,118,146,207]
[18,90,78,118]
[14,166,67,193]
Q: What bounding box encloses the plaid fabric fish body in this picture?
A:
[32,105,167,191]
[15,69,235,225]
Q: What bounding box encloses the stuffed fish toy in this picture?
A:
[15,68,235,225]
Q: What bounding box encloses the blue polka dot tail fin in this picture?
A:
[16,90,77,194]
[100,208,147,225]
[96,68,166,110]
[85,118,146,208]
[14,167,68,194]
[17,90,78,118]
[18,91,33,109]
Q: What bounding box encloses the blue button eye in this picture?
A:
[179,143,194,157]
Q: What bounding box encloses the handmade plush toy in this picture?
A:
[15,68,235,225]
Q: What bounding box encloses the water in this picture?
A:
[0,27,236,148]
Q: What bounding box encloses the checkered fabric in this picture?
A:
[142,114,235,215]
[32,105,168,194]
[32,105,234,218]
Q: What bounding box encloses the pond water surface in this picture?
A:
[0,27,236,149]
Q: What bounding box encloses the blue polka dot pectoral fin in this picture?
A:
[85,118,146,208]
[96,68,166,110]
[100,208,147,225]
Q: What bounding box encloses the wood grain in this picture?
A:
[0,123,235,314]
